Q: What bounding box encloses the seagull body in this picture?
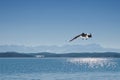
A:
[69,33,92,42]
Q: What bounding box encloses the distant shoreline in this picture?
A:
[0,52,120,58]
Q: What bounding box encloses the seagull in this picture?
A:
[69,33,92,42]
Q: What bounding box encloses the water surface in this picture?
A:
[0,58,120,80]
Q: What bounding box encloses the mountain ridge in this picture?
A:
[0,44,120,53]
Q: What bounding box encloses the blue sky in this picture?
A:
[0,0,120,48]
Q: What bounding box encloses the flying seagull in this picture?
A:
[69,33,92,42]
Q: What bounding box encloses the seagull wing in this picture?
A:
[69,34,81,42]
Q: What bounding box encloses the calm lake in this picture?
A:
[0,58,120,80]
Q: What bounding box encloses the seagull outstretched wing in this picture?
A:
[69,34,81,42]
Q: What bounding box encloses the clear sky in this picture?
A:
[0,0,120,48]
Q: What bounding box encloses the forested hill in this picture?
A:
[1,52,120,58]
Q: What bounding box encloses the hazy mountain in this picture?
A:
[0,44,120,53]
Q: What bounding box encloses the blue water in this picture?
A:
[0,58,120,80]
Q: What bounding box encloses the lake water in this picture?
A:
[0,58,120,80]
